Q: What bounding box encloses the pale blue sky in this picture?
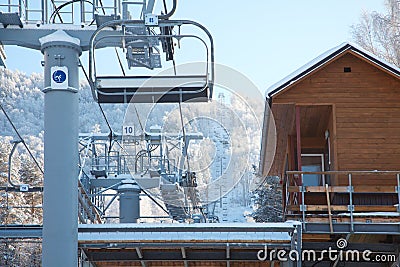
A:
[4,0,385,93]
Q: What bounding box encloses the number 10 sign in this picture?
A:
[123,125,134,136]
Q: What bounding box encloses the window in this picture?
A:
[301,154,325,186]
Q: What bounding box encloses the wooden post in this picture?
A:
[295,106,302,183]
[295,106,304,212]
[325,184,334,233]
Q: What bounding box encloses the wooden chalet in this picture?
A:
[260,42,400,260]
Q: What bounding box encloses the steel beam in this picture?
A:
[302,242,398,252]
[90,177,160,190]
[303,222,400,234]
[0,25,112,50]
[78,222,300,234]
[83,248,273,262]
[0,225,42,239]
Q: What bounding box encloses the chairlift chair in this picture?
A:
[88,19,214,104]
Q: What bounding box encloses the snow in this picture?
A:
[266,42,347,97]
[79,222,301,242]
[79,221,301,230]
[79,231,292,242]
[39,29,80,46]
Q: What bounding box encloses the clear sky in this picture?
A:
[4,0,385,94]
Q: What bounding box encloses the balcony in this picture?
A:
[283,170,400,234]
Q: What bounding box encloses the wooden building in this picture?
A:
[260,42,400,264]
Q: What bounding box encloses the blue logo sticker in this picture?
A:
[52,70,67,84]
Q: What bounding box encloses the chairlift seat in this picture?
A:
[0,12,23,28]
[90,170,107,178]
[95,75,210,103]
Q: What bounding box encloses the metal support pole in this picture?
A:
[18,0,23,19]
[41,0,46,23]
[40,30,81,267]
[301,185,306,231]
[397,174,400,213]
[348,173,354,232]
[118,179,141,223]
[296,223,302,267]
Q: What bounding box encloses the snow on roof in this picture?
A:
[267,42,400,98]
[79,221,301,230]
[78,222,301,242]
[79,231,292,242]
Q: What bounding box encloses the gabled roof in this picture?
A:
[267,42,400,98]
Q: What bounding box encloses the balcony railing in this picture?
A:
[284,170,400,233]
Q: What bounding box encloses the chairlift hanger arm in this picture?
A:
[88,19,214,74]
[159,0,177,19]
[8,141,21,187]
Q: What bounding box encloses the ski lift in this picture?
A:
[88,19,214,104]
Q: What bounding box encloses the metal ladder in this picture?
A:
[160,183,188,221]
[220,163,229,222]
[218,93,229,222]
[94,0,120,16]
[0,0,24,15]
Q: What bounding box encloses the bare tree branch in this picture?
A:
[351,0,400,67]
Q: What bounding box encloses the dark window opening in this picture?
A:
[301,154,325,186]
[344,67,351,73]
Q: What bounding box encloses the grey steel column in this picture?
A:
[40,30,81,267]
[118,180,141,223]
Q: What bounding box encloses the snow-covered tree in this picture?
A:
[19,154,43,224]
[351,0,400,66]
[0,138,11,223]
[251,176,283,222]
